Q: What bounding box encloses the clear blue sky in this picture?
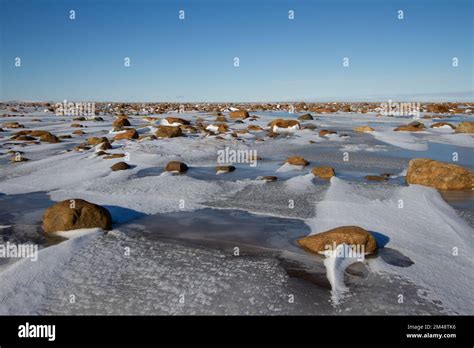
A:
[0,0,472,102]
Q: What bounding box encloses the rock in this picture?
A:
[229,110,249,120]
[297,226,378,254]
[365,175,387,182]
[298,113,314,120]
[59,135,72,139]
[114,129,138,140]
[72,130,86,135]
[286,156,309,166]
[406,158,473,190]
[42,199,112,233]
[311,166,335,179]
[164,117,190,126]
[165,161,188,173]
[112,117,131,128]
[111,161,130,171]
[97,140,112,150]
[267,119,300,131]
[70,123,84,128]
[430,122,455,129]
[394,122,425,132]
[87,137,109,146]
[103,153,125,159]
[215,165,235,174]
[319,129,337,136]
[354,126,375,132]
[259,176,278,182]
[247,124,263,131]
[3,122,24,128]
[455,121,474,133]
[206,123,229,133]
[155,126,182,138]
[215,116,227,122]
[39,133,61,143]
[10,155,29,162]
[74,145,91,152]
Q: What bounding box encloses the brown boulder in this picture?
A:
[114,129,138,140]
[455,121,474,133]
[311,166,335,179]
[297,226,378,254]
[260,176,278,182]
[406,158,473,190]
[111,162,130,171]
[365,175,387,182]
[113,117,131,128]
[354,126,375,132]
[72,130,86,135]
[286,156,309,166]
[394,121,425,132]
[229,110,249,120]
[298,113,314,120]
[87,137,109,146]
[42,199,112,233]
[319,129,337,136]
[156,126,182,138]
[165,161,188,173]
[39,133,61,143]
[103,153,125,159]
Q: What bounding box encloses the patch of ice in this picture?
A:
[371,131,429,151]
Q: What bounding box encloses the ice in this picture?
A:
[284,173,315,192]
[370,131,429,151]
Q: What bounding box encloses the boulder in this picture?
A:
[354,126,375,132]
[111,162,130,171]
[455,121,474,133]
[165,161,188,173]
[206,123,229,133]
[87,137,109,146]
[298,113,314,120]
[103,153,125,159]
[286,156,309,166]
[3,122,24,128]
[297,226,378,254]
[259,176,278,182]
[113,117,131,128]
[229,110,249,120]
[39,133,61,143]
[156,125,183,138]
[311,166,335,179]
[394,121,425,132]
[42,199,112,233]
[215,165,235,174]
[114,129,138,140]
[72,130,86,135]
[406,158,473,190]
[319,129,337,136]
[247,124,263,131]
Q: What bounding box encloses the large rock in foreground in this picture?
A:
[43,199,112,233]
[406,158,473,190]
[297,226,377,254]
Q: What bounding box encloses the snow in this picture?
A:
[370,131,429,151]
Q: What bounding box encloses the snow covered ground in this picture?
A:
[0,106,472,314]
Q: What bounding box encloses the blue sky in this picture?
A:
[0,0,472,102]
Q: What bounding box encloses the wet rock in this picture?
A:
[298,226,378,254]
[42,199,112,233]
